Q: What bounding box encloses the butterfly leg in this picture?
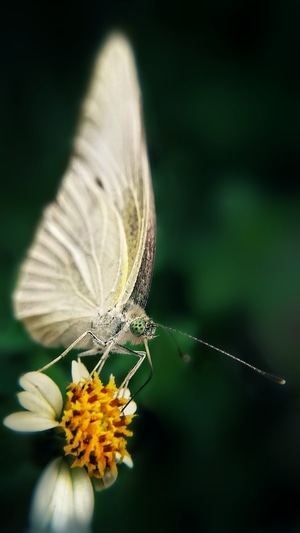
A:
[119,350,147,390]
[76,331,107,358]
[89,339,117,374]
[38,330,104,372]
[90,344,148,390]
[119,339,153,391]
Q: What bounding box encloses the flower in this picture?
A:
[4,361,137,531]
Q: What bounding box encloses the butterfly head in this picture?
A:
[130,317,156,341]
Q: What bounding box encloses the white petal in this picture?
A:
[3,411,59,432]
[19,372,63,418]
[114,387,137,414]
[122,455,134,468]
[71,360,90,384]
[72,467,95,526]
[92,468,118,491]
[30,458,94,533]
[115,452,134,468]
[122,399,137,416]
[116,387,131,399]
[17,391,57,419]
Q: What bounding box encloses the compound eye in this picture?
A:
[130,318,146,337]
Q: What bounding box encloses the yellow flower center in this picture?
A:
[59,373,134,479]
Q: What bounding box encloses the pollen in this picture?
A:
[59,373,135,479]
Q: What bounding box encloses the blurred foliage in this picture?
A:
[1,1,300,532]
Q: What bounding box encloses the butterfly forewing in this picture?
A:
[13,34,156,349]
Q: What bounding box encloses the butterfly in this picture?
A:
[13,33,285,388]
[13,33,157,387]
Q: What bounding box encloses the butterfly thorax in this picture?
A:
[91,300,156,351]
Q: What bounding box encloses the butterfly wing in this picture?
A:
[13,34,156,347]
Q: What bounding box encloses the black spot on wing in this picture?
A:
[95,176,104,189]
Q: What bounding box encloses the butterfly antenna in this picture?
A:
[158,324,286,385]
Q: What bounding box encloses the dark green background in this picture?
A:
[1,1,300,532]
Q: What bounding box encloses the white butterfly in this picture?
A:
[13,34,157,386]
[13,33,285,388]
